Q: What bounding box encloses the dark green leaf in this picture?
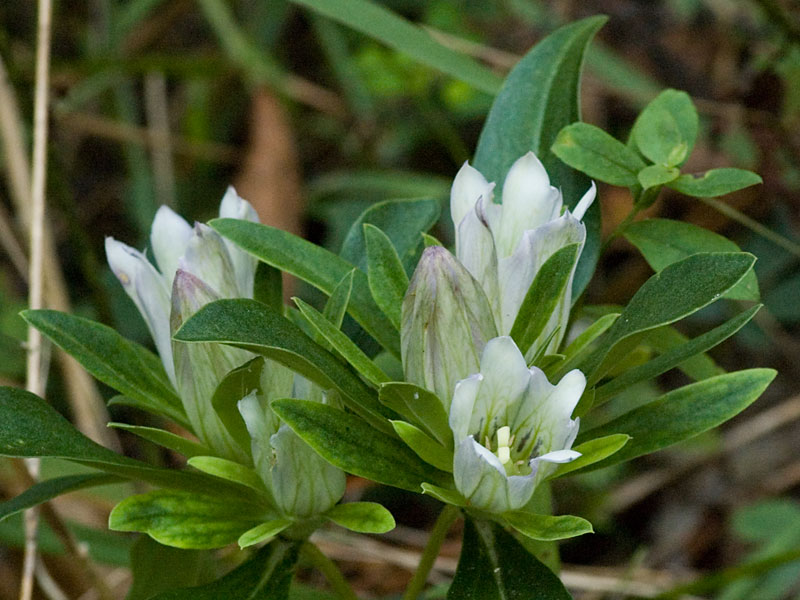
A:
[149,538,300,599]
[624,219,760,300]
[323,269,355,330]
[272,399,450,492]
[637,164,680,189]
[108,423,212,458]
[473,16,606,300]
[379,382,451,447]
[632,89,698,166]
[175,299,391,432]
[21,310,186,427]
[595,306,760,403]
[211,356,266,448]
[503,511,593,541]
[325,502,396,533]
[668,168,762,198]
[210,218,399,356]
[127,536,209,600]
[448,518,572,600]
[577,369,776,469]
[364,224,408,329]
[253,262,283,312]
[552,122,645,186]
[646,326,724,381]
[109,489,267,549]
[340,197,441,275]
[186,456,268,494]
[0,474,121,522]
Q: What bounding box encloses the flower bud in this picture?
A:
[401,246,498,410]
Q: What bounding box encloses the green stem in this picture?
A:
[403,505,460,600]
[301,541,359,600]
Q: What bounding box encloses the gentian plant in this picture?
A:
[0,15,774,600]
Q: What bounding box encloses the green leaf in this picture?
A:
[577,369,776,469]
[127,536,209,600]
[448,518,572,600]
[510,243,581,357]
[646,325,724,381]
[149,538,300,599]
[379,382,452,447]
[109,489,267,549]
[210,218,400,356]
[503,511,593,541]
[581,252,756,384]
[211,357,266,449]
[340,197,441,275]
[0,474,121,522]
[632,89,698,166]
[391,421,453,472]
[108,423,212,458]
[364,224,408,329]
[549,312,619,379]
[624,218,760,301]
[187,456,268,495]
[175,299,391,432]
[272,399,450,492]
[549,434,630,479]
[595,306,760,403]
[421,483,466,506]
[323,269,355,330]
[551,122,645,186]
[637,164,680,189]
[668,168,763,198]
[290,0,502,93]
[294,298,389,387]
[0,387,257,497]
[21,310,186,427]
[325,502,395,533]
[238,519,292,548]
[253,261,283,312]
[473,16,606,300]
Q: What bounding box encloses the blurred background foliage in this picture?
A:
[1,0,800,597]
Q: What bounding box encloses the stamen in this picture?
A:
[496,426,512,464]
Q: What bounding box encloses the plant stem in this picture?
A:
[403,504,460,600]
[301,541,359,600]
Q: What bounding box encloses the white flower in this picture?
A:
[451,152,596,358]
[449,336,584,514]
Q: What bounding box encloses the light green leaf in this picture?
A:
[108,423,211,458]
[148,539,300,599]
[187,456,268,495]
[379,382,452,447]
[21,310,186,427]
[271,399,450,492]
[448,518,572,599]
[595,305,760,403]
[624,218,760,300]
[503,511,593,541]
[632,89,698,166]
[237,519,292,548]
[637,164,680,189]
[421,483,466,506]
[473,16,606,300]
[211,357,266,449]
[325,502,395,533]
[364,224,408,329]
[210,218,400,356]
[552,122,646,186]
[548,312,619,379]
[290,0,502,93]
[548,434,630,479]
[175,299,391,433]
[391,421,453,472]
[577,369,776,469]
[294,298,389,386]
[109,489,267,549]
[668,168,763,198]
[340,197,441,275]
[0,474,121,522]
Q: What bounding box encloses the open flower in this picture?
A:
[449,336,584,514]
[451,152,596,358]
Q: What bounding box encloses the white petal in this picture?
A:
[495,152,562,258]
[179,224,239,298]
[105,237,174,384]
[450,162,490,227]
[453,437,508,513]
[449,374,483,442]
[551,369,587,423]
[219,186,259,222]
[150,206,192,286]
[505,472,537,510]
[571,181,596,221]
[455,201,500,322]
[218,187,260,297]
[536,449,581,464]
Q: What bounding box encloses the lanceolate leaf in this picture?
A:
[272,399,450,492]
[548,434,630,479]
[211,357,266,449]
[668,168,762,198]
[108,423,212,458]
[379,382,451,447]
[364,223,409,329]
[391,420,453,472]
[0,474,121,522]
[175,299,392,432]
[594,305,761,403]
[149,538,301,599]
[576,369,776,469]
[448,518,572,600]
[210,218,400,356]
[473,16,606,300]
[126,536,209,600]
[325,502,396,534]
[503,511,593,541]
[21,310,186,427]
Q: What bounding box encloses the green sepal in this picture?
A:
[237,519,292,548]
[391,420,453,472]
[379,382,452,447]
